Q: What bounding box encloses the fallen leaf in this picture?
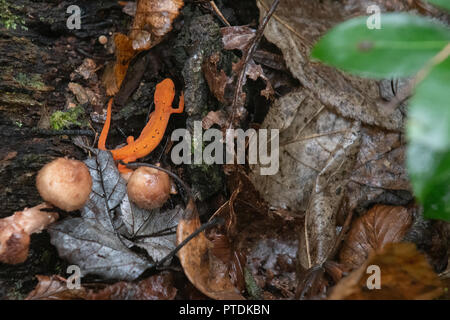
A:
[257,0,407,130]
[26,275,87,300]
[329,242,444,300]
[340,205,414,270]
[105,0,184,95]
[221,26,256,51]
[82,149,127,233]
[70,58,99,82]
[0,204,58,264]
[176,200,244,300]
[129,0,184,51]
[202,110,227,129]
[26,272,176,300]
[120,195,183,263]
[87,272,177,300]
[298,122,361,269]
[104,33,136,96]
[202,52,232,104]
[48,217,149,281]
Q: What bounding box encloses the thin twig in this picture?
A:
[227,0,280,129]
[281,129,349,147]
[256,0,312,48]
[209,1,231,26]
[155,216,224,268]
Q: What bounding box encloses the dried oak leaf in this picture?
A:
[177,200,244,300]
[0,204,58,264]
[26,273,176,300]
[340,204,413,270]
[329,242,443,300]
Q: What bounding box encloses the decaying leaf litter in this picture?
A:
[0,0,449,300]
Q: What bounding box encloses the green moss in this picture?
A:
[244,267,262,300]
[14,73,50,91]
[50,106,86,130]
[7,280,26,300]
[0,91,42,107]
[0,0,27,30]
[186,162,224,201]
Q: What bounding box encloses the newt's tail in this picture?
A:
[98,98,113,150]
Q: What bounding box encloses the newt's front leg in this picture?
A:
[117,156,137,174]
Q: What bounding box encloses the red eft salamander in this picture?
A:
[98,78,184,173]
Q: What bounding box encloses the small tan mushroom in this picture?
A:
[127,166,171,210]
[36,158,92,211]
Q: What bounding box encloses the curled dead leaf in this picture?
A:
[329,242,443,300]
[340,205,413,270]
[176,200,244,300]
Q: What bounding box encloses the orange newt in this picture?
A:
[98,78,184,173]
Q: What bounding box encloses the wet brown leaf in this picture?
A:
[104,33,135,96]
[340,205,413,270]
[86,272,177,300]
[26,275,87,300]
[105,0,184,95]
[176,200,244,300]
[202,53,232,104]
[129,0,184,51]
[26,273,176,300]
[329,242,443,300]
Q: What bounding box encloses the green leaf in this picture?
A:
[311,13,450,78]
[407,58,450,221]
[426,0,450,11]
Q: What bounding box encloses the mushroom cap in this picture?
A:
[127,167,171,210]
[36,158,92,211]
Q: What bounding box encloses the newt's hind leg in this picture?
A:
[170,92,184,114]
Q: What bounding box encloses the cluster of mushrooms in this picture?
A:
[36,158,172,211]
[0,157,172,264]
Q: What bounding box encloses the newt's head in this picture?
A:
[155,78,175,109]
